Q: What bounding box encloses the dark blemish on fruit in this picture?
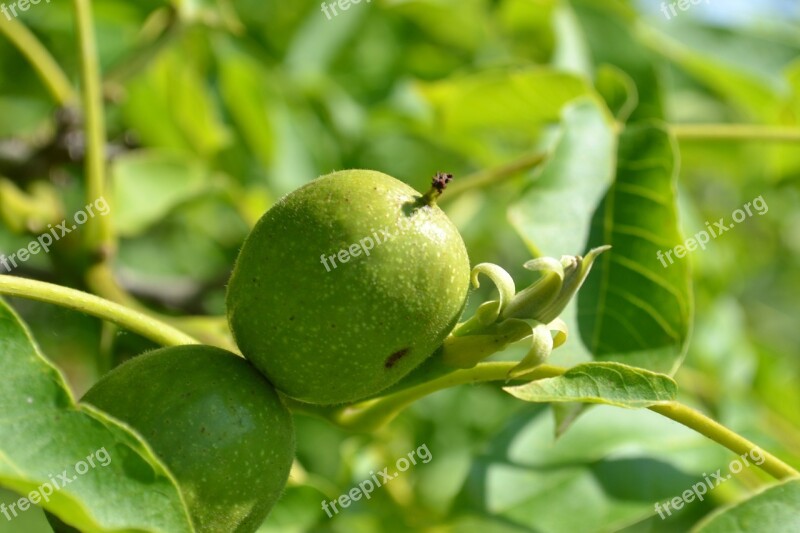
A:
[385,348,409,369]
[289,316,295,321]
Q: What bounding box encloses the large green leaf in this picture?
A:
[579,123,692,374]
[504,362,677,408]
[0,298,193,532]
[692,479,800,532]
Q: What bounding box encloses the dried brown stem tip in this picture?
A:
[422,172,454,205]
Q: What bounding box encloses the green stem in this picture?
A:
[650,402,799,480]
[440,151,548,202]
[323,358,798,480]
[74,0,114,257]
[0,275,199,347]
[671,124,800,143]
[332,362,565,432]
[676,367,800,462]
[86,263,239,352]
[0,17,75,105]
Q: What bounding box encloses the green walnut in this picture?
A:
[226,169,470,405]
[81,345,295,532]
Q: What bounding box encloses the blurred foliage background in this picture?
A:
[0,0,798,531]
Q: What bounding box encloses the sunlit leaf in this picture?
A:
[418,68,589,136]
[505,362,677,408]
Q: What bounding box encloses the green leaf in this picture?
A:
[122,51,230,158]
[579,123,692,374]
[112,150,212,237]
[508,98,616,258]
[418,67,589,137]
[504,362,677,408]
[692,479,800,533]
[0,298,193,532]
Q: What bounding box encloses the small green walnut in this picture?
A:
[226,169,470,405]
[81,345,295,532]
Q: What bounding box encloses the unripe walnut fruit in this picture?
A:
[226,169,470,404]
[82,345,295,532]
